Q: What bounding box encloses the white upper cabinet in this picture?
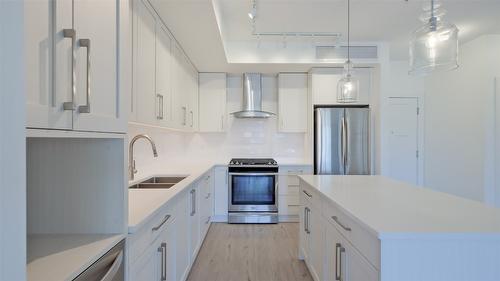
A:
[72,0,125,133]
[131,0,198,132]
[25,0,126,133]
[134,0,157,126]
[155,24,173,127]
[278,73,308,133]
[25,0,72,130]
[311,68,372,105]
[198,73,227,132]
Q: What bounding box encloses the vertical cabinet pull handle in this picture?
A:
[182,106,187,126]
[335,243,345,281]
[78,38,91,113]
[304,207,310,234]
[157,94,164,120]
[341,117,347,174]
[190,189,196,216]
[63,29,76,111]
[158,242,167,281]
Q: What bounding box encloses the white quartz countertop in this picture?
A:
[27,234,124,281]
[128,163,223,233]
[299,175,500,239]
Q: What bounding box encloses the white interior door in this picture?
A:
[387,97,420,185]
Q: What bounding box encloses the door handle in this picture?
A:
[344,116,349,170]
[78,38,91,113]
[190,189,196,216]
[341,117,347,174]
[157,94,164,120]
[332,216,352,232]
[182,106,187,126]
[63,29,76,111]
[157,243,167,281]
[152,214,171,232]
[302,190,312,198]
[335,243,345,281]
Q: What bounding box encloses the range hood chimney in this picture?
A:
[232,73,275,118]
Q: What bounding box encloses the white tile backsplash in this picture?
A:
[128,74,309,178]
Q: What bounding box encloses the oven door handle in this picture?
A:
[228,173,278,176]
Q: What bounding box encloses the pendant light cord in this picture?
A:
[347,0,350,61]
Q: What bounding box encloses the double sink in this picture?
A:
[129,176,187,189]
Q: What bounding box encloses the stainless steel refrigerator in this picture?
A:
[314,106,370,175]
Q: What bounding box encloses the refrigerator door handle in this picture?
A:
[341,117,347,174]
[344,116,349,172]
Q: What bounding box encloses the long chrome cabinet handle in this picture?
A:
[332,216,351,232]
[190,189,196,216]
[152,215,171,231]
[335,243,345,281]
[100,251,123,281]
[302,190,312,198]
[344,116,349,170]
[157,243,167,281]
[63,29,76,111]
[157,94,164,120]
[78,38,91,113]
[303,207,308,233]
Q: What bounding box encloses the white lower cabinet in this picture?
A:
[130,215,176,281]
[300,182,379,281]
[188,186,200,262]
[129,170,215,281]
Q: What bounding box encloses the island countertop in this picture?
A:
[299,175,500,238]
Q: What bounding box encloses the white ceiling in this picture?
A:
[150,0,500,72]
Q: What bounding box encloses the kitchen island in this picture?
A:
[298,175,500,281]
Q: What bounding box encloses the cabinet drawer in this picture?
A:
[129,203,175,265]
[279,183,299,195]
[323,201,380,270]
[278,195,300,215]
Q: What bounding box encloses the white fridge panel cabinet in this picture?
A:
[72,0,125,133]
[213,166,228,221]
[134,0,157,126]
[311,68,371,105]
[25,0,73,130]
[199,73,227,132]
[278,73,308,133]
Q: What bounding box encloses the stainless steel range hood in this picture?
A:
[232,73,275,118]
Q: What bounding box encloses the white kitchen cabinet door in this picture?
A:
[213,166,228,221]
[278,73,308,133]
[156,24,173,127]
[25,0,73,130]
[187,65,199,131]
[130,238,162,281]
[309,206,324,281]
[199,73,227,132]
[175,191,190,281]
[325,221,378,281]
[311,68,372,105]
[189,186,200,262]
[72,0,125,133]
[134,0,157,126]
[171,43,189,130]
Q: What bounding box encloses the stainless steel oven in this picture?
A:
[228,158,279,224]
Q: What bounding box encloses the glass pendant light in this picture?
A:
[337,0,359,103]
[409,0,459,75]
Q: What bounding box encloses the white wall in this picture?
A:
[384,35,500,206]
[0,1,27,280]
[128,74,308,180]
[424,35,500,204]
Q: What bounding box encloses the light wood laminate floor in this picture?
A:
[187,223,313,281]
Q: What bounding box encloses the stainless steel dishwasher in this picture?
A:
[73,239,125,281]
